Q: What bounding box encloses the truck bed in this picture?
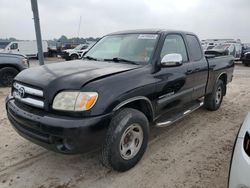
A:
[206,55,234,95]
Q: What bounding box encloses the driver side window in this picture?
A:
[10,43,18,50]
[160,34,188,62]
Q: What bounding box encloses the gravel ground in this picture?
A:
[0,61,249,188]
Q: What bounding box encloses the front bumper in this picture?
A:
[6,97,112,154]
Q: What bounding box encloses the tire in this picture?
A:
[243,60,250,66]
[70,54,78,60]
[101,108,149,172]
[65,57,70,61]
[204,80,224,111]
[0,67,19,87]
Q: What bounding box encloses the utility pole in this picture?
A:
[31,0,44,65]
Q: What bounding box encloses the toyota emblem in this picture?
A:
[18,87,26,98]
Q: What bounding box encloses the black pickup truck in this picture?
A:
[5,29,234,171]
[0,53,29,86]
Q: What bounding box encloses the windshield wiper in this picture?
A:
[104,57,139,65]
[84,56,98,61]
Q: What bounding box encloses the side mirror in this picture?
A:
[161,53,183,67]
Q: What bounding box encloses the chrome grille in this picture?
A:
[12,82,44,109]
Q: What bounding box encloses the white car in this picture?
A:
[229,112,250,188]
[62,44,92,61]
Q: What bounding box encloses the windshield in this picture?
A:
[84,34,159,64]
[74,44,86,50]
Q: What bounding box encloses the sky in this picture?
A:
[0,0,249,42]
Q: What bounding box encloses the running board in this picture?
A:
[155,100,204,128]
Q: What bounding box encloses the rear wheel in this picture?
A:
[101,108,149,172]
[0,67,19,87]
[204,80,224,111]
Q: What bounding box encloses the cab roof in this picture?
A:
[108,29,196,36]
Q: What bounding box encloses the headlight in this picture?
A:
[52,91,98,111]
[22,58,29,67]
[244,132,250,157]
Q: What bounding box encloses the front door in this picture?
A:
[9,43,19,54]
[154,34,195,115]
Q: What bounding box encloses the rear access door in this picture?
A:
[185,34,209,100]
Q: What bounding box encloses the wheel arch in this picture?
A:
[217,72,227,95]
[0,64,20,72]
[113,96,154,122]
[70,53,79,58]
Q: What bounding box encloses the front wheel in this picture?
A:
[0,67,19,87]
[101,108,149,172]
[70,54,78,60]
[204,80,224,111]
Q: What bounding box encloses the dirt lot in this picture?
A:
[0,62,249,188]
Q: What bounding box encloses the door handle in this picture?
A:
[194,68,201,72]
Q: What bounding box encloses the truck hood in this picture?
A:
[15,60,141,91]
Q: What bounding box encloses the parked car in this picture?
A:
[61,43,93,60]
[0,53,29,86]
[5,29,234,171]
[241,44,250,62]
[228,112,250,188]
[205,44,236,57]
[224,40,242,60]
[230,42,242,60]
[201,42,216,51]
[242,43,250,55]
[0,41,48,58]
[241,52,250,66]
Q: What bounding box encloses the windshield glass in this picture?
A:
[84,34,159,64]
[74,44,85,50]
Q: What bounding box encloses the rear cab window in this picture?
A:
[186,35,203,61]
